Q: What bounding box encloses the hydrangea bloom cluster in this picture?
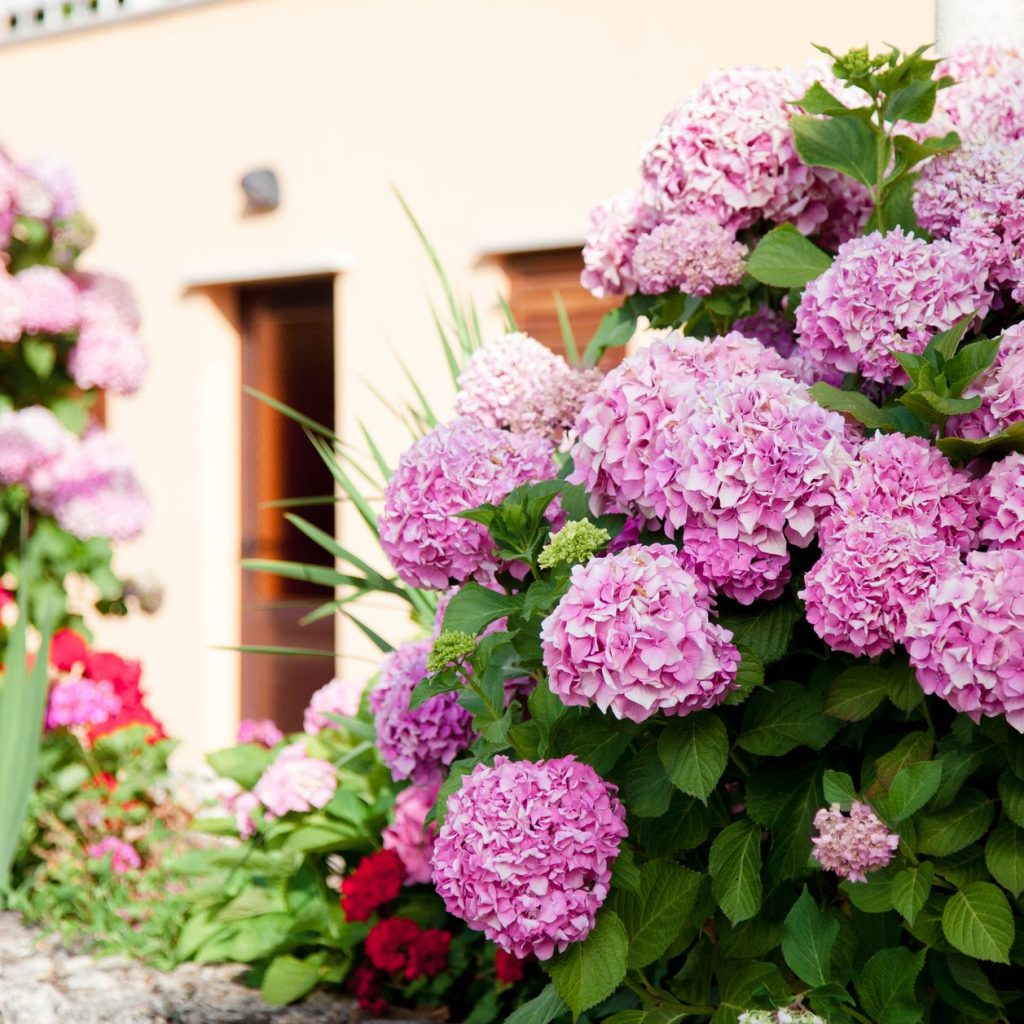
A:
[795,229,990,384]
[978,453,1024,550]
[541,545,739,722]
[236,717,284,748]
[15,265,80,335]
[303,677,366,734]
[431,755,627,959]
[953,323,1024,438]
[379,417,556,589]
[20,154,79,221]
[733,305,796,357]
[580,188,656,297]
[68,324,148,396]
[0,405,72,486]
[930,45,1024,143]
[252,740,338,817]
[632,215,747,296]
[801,515,962,657]
[453,333,602,442]
[370,639,475,785]
[811,801,899,882]
[86,837,142,874]
[682,524,792,605]
[382,782,439,885]
[904,548,1024,729]
[738,1010,828,1024]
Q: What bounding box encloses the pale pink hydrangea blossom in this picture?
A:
[68,326,148,395]
[20,154,79,220]
[978,453,1024,550]
[0,405,74,487]
[812,801,899,882]
[431,755,627,960]
[541,544,738,722]
[46,677,121,729]
[454,333,602,442]
[795,229,990,384]
[904,547,1024,729]
[86,836,142,874]
[236,718,284,748]
[632,216,747,296]
[227,790,261,839]
[0,268,24,342]
[253,740,337,817]
[303,677,366,734]
[953,323,1024,438]
[15,265,81,335]
[580,188,657,298]
[379,417,556,590]
[681,524,792,605]
[75,272,141,332]
[382,782,439,884]
[0,153,19,248]
[370,639,474,785]
[930,45,1024,143]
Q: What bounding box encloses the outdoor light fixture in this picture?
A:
[240,168,279,212]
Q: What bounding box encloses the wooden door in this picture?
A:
[239,278,336,731]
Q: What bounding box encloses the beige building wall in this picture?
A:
[0,0,934,762]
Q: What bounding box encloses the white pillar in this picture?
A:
[937,0,1024,53]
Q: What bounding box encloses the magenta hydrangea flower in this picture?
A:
[823,432,978,552]
[580,188,657,298]
[370,639,474,785]
[86,837,142,874]
[672,373,850,549]
[633,216,747,296]
[253,740,337,817]
[795,228,990,384]
[811,801,899,883]
[303,677,366,733]
[680,524,791,606]
[904,547,1024,729]
[570,332,790,525]
[0,405,74,487]
[46,677,121,730]
[978,452,1024,550]
[931,45,1024,143]
[953,323,1024,438]
[733,305,796,357]
[801,515,962,657]
[432,755,627,960]
[382,782,439,885]
[15,265,81,335]
[379,418,556,590]
[640,65,869,238]
[454,333,602,442]
[68,326,148,396]
[30,430,150,542]
[541,545,738,722]
[236,718,284,748]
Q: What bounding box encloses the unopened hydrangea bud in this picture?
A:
[738,1009,828,1024]
[538,520,610,569]
[427,631,477,674]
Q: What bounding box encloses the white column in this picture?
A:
[937,0,1024,52]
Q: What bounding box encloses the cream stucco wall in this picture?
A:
[0,0,934,762]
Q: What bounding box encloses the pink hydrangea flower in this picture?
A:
[680,524,791,605]
[734,305,796,357]
[0,154,19,249]
[904,547,1024,729]
[86,837,142,874]
[570,332,791,526]
[253,740,337,817]
[953,323,1024,438]
[370,639,474,785]
[640,65,869,238]
[236,718,284,748]
[795,229,990,384]
[541,544,738,722]
[931,45,1024,143]
[431,755,627,960]
[454,333,602,442]
[811,801,899,883]
[580,188,657,298]
[978,452,1024,550]
[379,418,556,590]
[801,515,962,657]
[46,677,121,729]
[823,432,978,552]
[15,265,81,335]
[633,216,747,296]
[303,677,366,733]
[0,267,24,342]
[68,326,147,395]
[20,154,79,221]
[0,405,74,487]
[227,790,261,839]
[382,782,439,884]
[29,429,150,542]
[75,272,141,332]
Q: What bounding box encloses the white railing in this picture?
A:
[0,0,218,42]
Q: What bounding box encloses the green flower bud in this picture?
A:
[538,519,611,569]
[427,630,477,673]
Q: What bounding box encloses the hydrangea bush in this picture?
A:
[194,43,1024,1024]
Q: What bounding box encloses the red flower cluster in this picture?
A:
[340,849,405,922]
[365,917,452,980]
[495,948,527,985]
[350,964,388,1016]
[49,628,166,745]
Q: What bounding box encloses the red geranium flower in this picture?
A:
[340,849,404,922]
[50,628,88,670]
[495,947,527,985]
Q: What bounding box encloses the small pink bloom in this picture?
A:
[87,837,142,874]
